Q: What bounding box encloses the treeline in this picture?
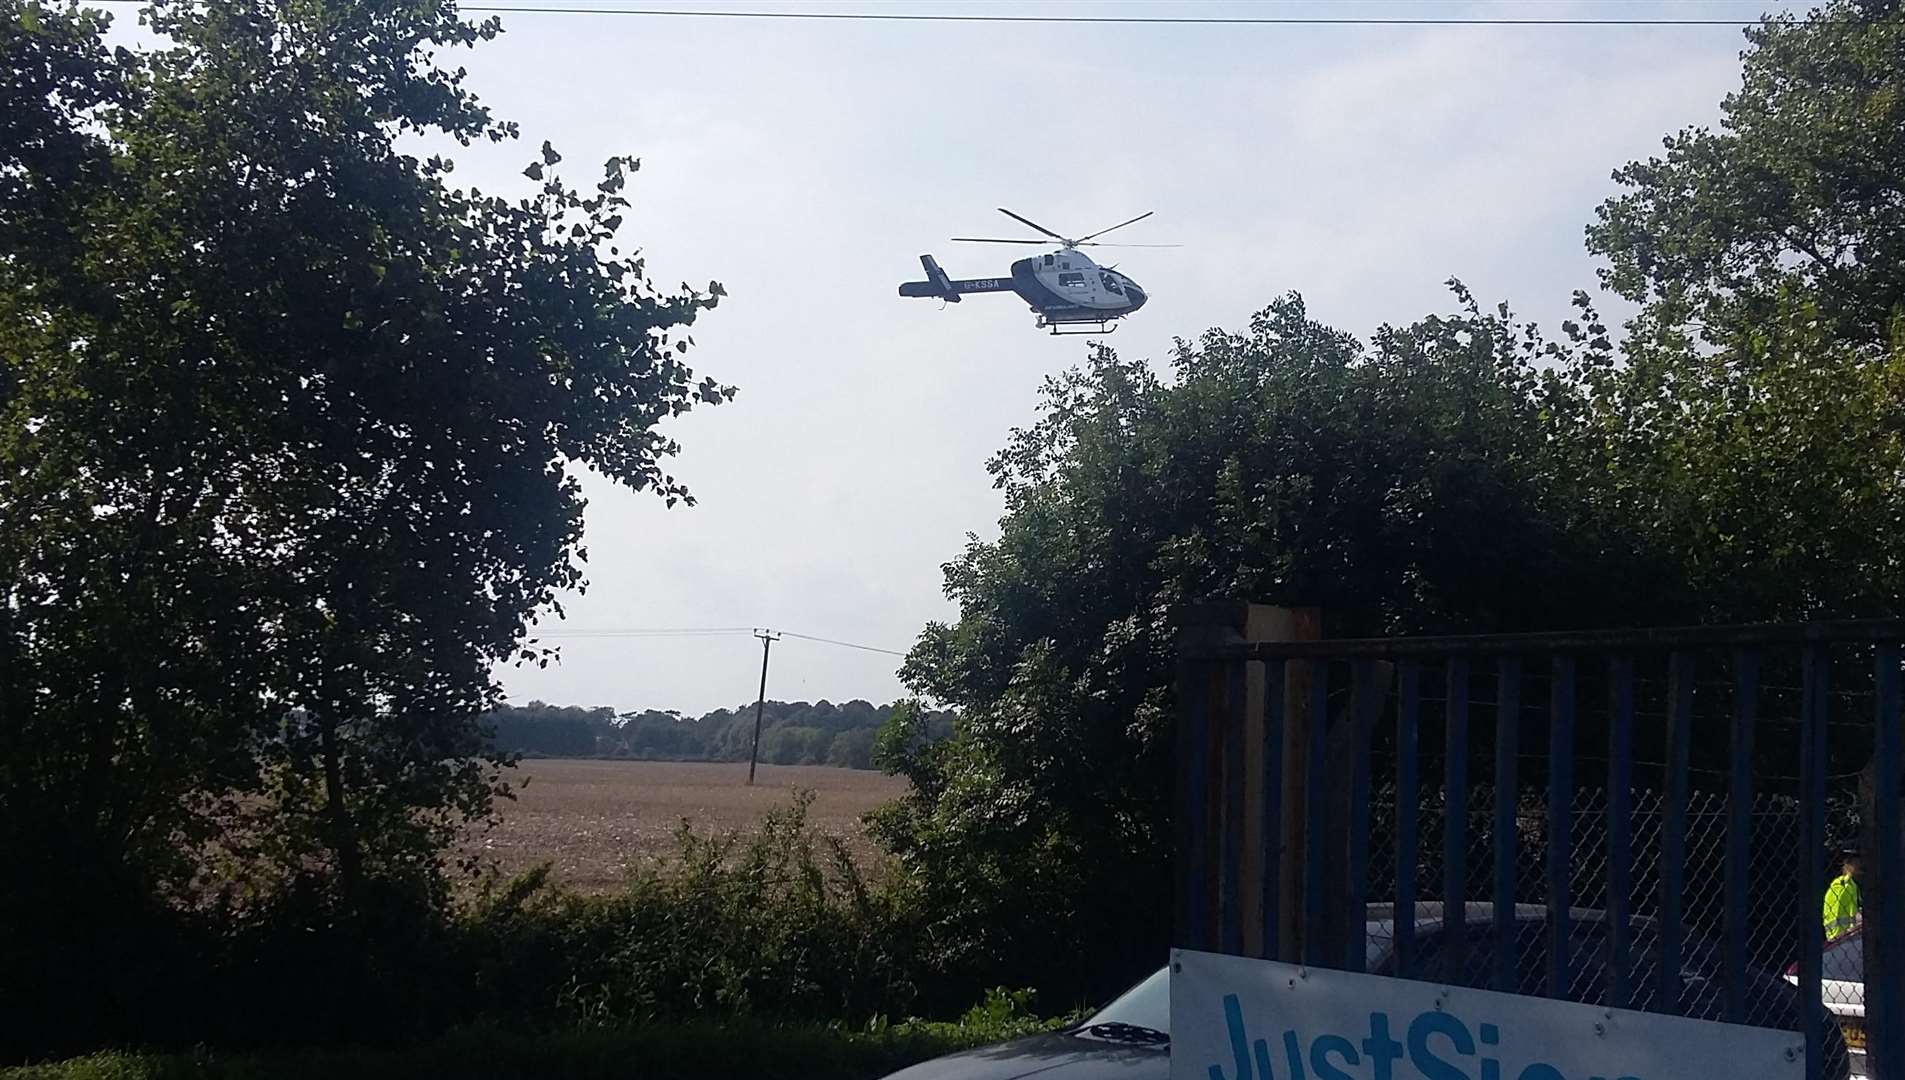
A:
[484,699,952,770]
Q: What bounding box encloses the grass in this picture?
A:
[3,1016,1063,1080]
[470,760,908,892]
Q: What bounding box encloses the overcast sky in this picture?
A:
[122,0,1803,715]
[458,0,1814,716]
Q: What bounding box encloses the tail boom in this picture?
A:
[898,254,1015,302]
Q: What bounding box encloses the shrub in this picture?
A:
[453,790,933,1026]
[2,790,1029,1064]
[1,1016,1064,1080]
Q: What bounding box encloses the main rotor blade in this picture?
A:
[1077,241,1181,248]
[996,207,1066,241]
[952,237,1049,244]
[1076,210,1154,243]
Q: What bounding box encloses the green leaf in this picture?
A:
[0,0,734,1005]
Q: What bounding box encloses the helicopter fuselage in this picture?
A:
[1008,249,1147,321]
[899,247,1147,331]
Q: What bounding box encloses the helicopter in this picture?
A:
[897,208,1175,335]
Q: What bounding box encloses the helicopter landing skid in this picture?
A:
[1039,318,1118,336]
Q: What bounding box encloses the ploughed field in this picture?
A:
[468,759,908,892]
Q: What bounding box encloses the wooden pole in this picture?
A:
[1276,608,1325,962]
[746,629,779,786]
[1174,602,1320,959]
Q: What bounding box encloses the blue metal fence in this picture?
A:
[1176,616,1905,1080]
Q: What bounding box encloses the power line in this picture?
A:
[532,626,752,637]
[531,625,909,656]
[87,1,1780,26]
[777,630,909,658]
[430,8,1769,26]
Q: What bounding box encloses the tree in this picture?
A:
[878,292,1663,1006]
[1589,2,1905,348]
[1565,298,1905,625]
[825,726,878,769]
[1,0,728,1048]
[1582,0,1905,626]
[1590,9,1905,1067]
[484,702,612,757]
[480,698,932,766]
[0,3,119,257]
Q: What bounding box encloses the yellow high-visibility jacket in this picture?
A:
[1824,873,1861,939]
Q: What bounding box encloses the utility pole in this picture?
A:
[746,628,781,786]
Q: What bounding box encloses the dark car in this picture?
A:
[879,903,1847,1080]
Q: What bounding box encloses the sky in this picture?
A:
[117,0,1804,715]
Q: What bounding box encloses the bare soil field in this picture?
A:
[468,759,909,893]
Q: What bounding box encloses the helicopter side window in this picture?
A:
[1058,271,1087,289]
[1044,254,1055,267]
[1101,273,1124,295]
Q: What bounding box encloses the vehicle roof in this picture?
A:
[1365,901,1623,930]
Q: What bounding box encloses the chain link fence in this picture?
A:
[1338,652,1871,1069]
[1364,788,1825,996]
[1180,630,1905,1080]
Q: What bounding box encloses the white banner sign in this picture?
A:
[1171,949,1803,1080]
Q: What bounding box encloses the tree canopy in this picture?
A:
[1589,1,1905,347]
[1584,0,1905,621]
[1,0,728,1049]
[484,698,950,769]
[878,290,1672,1001]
